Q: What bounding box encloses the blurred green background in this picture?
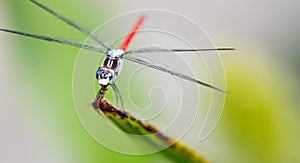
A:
[0,0,299,162]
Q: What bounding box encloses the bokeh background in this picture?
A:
[1,0,300,162]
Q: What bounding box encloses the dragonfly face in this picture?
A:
[96,67,114,86]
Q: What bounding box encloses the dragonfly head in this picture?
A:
[96,67,115,86]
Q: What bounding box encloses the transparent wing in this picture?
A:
[0,28,106,53]
[123,47,235,56]
[123,55,227,93]
[30,0,111,50]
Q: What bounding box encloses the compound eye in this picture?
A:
[96,70,101,79]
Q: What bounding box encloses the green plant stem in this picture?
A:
[92,98,209,163]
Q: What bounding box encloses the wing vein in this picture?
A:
[123,56,227,93]
[30,0,110,50]
[123,47,235,56]
[0,28,106,53]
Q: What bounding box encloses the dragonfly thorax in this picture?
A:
[107,49,124,59]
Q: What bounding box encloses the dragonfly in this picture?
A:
[0,0,234,107]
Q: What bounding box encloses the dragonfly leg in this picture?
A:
[111,83,124,109]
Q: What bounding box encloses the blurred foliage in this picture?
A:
[219,54,300,162]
